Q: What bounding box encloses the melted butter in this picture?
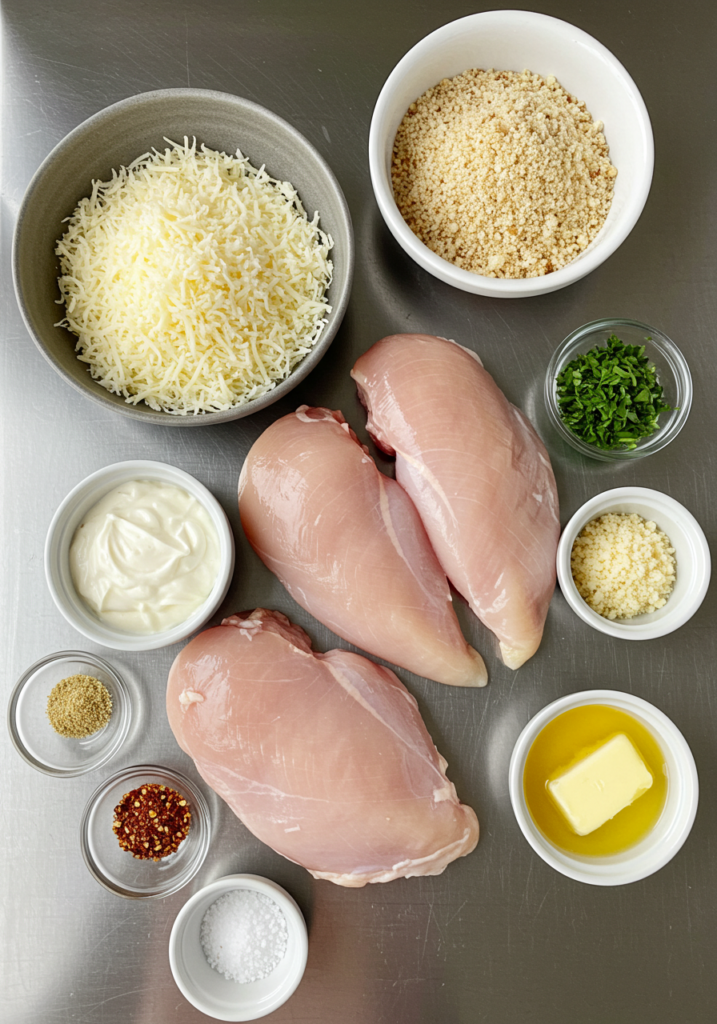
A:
[523,704,668,856]
[70,479,220,634]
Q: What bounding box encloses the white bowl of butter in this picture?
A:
[45,461,234,651]
[509,690,698,885]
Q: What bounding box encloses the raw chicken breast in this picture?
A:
[166,609,479,886]
[238,406,486,687]
[352,334,559,669]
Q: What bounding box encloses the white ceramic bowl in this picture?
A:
[45,460,235,651]
[369,10,653,297]
[509,690,698,885]
[169,874,308,1021]
[557,487,710,639]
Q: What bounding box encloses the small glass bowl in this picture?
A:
[545,319,692,461]
[7,650,131,776]
[80,764,211,899]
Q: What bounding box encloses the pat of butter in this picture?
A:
[547,733,653,836]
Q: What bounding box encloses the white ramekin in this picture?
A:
[509,690,699,886]
[369,10,654,297]
[45,460,235,651]
[169,874,308,1021]
[557,487,711,640]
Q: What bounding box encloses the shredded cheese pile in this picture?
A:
[55,138,333,414]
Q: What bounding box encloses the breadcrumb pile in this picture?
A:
[571,513,676,620]
[391,68,617,279]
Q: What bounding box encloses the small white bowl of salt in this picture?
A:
[169,873,308,1020]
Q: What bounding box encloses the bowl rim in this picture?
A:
[544,318,693,460]
[556,486,711,639]
[508,689,699,885]
[13,87,354,426]
[368,9,654,298]
[80,762,211,899]
[6,649,132,777]
[44,459,235,651]
[168,872,309,1021]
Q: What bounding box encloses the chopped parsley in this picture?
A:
[555,335,672,450]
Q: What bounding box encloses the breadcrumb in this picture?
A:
[391,68,617,279]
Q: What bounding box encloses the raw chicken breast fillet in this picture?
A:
[166,609,479,886]
[352,334,559,669]
[238,405,486,687]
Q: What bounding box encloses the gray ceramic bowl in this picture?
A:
[13,89,354,426]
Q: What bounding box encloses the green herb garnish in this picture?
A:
[555,335,672,450]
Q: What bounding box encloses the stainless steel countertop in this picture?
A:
[1,1,715,1021]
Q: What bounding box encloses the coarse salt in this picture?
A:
[200,889,288,983]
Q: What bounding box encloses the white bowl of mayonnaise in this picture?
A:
[45,461,235,651]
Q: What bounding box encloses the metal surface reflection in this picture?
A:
[1,1,716,1022]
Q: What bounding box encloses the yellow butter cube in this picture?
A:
[547,733,653,836]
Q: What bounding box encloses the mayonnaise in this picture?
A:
[70,479,221,634]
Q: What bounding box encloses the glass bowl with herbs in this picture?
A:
[545,319,692,461]
[7,650,132,777]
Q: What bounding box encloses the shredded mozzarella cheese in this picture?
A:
[55,138,333,415]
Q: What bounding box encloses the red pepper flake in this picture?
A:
[112,783,191,861]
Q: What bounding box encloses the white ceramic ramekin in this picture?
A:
[557,487,710,640]
[369,10,654,297]
[509,690,698,885]
[45,460,235,651]
[169,874,308,1021]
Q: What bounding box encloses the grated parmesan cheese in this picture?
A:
[571,513,676,620]
[55,138,333,415]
